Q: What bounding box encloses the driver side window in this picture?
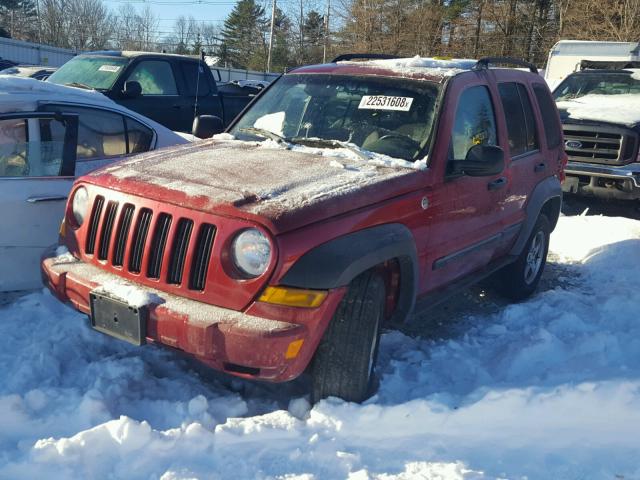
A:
[449,85,498,161]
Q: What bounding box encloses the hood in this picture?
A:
[86,138,426,233]
[556,94,640,129]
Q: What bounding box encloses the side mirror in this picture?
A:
[453,144,505,177]
[192,115,223,139]
[122,81,142,99]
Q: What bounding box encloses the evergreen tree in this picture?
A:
[221,0,267,70]
[270,7,291,72]
[0,0,38,41]
[303,10,325,64]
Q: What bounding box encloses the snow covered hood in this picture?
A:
[89,138,425,232]
[556,94,640,128]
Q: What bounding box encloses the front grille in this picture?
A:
[83,197,216,291]
[563,124,638,166]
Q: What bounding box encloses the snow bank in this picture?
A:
[1,215,640,479]
[556,94,640,126]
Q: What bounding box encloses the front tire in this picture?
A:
[494,214,551,301]
[311,271,385,403]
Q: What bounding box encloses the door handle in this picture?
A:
[534,162,546,173]
[487,177,507,191]
[171,104,183,109]
[27,195,68,203]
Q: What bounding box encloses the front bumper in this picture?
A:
[563,161,640,200]
[41,248,345,382]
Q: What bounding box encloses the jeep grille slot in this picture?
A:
[147,213,172,279]
[189,223,216,291]
[98,201,118,261]
[167,218,193,285]
[128,208,153,274]
[112,204,135,267]
[563,125,638,165]
[85,196,104,255]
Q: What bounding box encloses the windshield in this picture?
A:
[230,74,440,161]
[48,56,129,90]
[553,72,640,101]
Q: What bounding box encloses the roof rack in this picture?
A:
[331,53,400,63]
[580,59,640,70]
[473,57,538,74]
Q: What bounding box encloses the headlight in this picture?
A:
[232,228,271,277]
[71,186,89,227]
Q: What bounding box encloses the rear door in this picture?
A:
[493,76,550,251]
[178,60,224,126]
[0,112,78,291]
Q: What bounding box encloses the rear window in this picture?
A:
[533,84,562,148]
[498,82,539,156]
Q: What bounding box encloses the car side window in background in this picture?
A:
[533,84,562,148]
[498,82,539,156]
[126,117,154,153]
[42,106,126,159]
[126,61,178,95]
[41,105,155,159]
[180,62,211,96]
[0,117,67,177]
[450,85,498,161]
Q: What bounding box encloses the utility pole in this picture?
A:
[322,0,331,63]
[267,0,276,72]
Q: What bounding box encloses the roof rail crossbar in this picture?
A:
[332,53,400,63]
[473,57,538,74]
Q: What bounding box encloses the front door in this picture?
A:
[0,112,78,291]
[421,81,510,293]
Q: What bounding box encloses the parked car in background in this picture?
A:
[0,65,57,80]
[0,76,190,292]
[42,55,565,403]
[47,51,258,133]
[554,60,640,200]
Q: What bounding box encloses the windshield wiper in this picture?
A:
[239,127,287,144]
[289,137,370,160]
[64,82,94,90]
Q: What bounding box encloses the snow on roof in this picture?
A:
[556,93,640,127]
[0,75,116,113]
[340,56,477,77]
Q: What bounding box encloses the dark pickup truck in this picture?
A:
[47,51,257,133]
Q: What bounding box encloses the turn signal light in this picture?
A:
[258,286,327,308]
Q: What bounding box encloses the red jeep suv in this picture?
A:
[42,55,566,402]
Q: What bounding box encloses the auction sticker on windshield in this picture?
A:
[358,95,413,111]
[98,65,121,73]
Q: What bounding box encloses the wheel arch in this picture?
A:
[510,176,562,256]
[280,223,419,324]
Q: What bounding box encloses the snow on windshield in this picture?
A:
[253,111,285,136]
[1,214,639,479]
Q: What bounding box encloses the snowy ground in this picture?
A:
[1,206,640,480]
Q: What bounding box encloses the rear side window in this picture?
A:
[498,82,539,156]
[180,62,211,96]
[533,84,562,148]
[450,85,498,161]
[41,105,155,159]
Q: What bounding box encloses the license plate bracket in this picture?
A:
[90,291,147,346]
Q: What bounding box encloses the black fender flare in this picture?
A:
[280,223,418,324]
[510,176,562,256]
